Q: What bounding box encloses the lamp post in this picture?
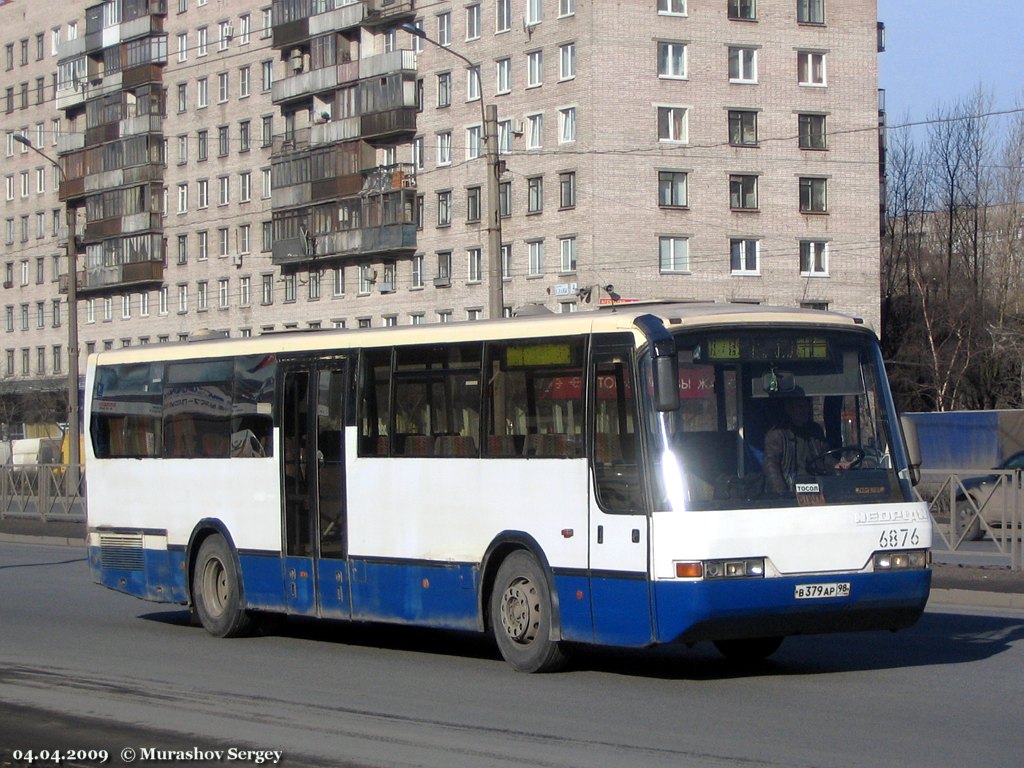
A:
[400,23,504,319]
[13,134,80,492]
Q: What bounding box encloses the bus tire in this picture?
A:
[713,636,784,662]
[490,551,568,673]
[192,535,253,638]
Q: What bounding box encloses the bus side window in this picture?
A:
[358,348,392,457]
[592,351,642,512]
[484,338,585,459]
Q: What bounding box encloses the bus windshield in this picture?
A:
[646,328,913,511]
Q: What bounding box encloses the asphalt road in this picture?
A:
[1,541,1023,768]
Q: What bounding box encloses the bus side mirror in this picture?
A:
[652,354,680,413]
[899,415,921,486]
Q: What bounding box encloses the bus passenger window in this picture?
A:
[484,338,585,458]
[358,348,392,457]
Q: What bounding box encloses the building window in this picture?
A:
[526,0,543,24]
[658,42,687,79]
[558,107,576,143]
[496,0,512,32]
[526,113,543,149]
[560,236,577,273]
[730,174,758,210]
[527,50,543,88]
[466,186,481,222]
[657,106,688,143]
[240,276,251,305]
[437,11,451,46]
[728,0,756,20]
[437,251,452,281]
[658,0,686,13]
[728,110,758,146]
[468,248,482,282]
[527,176,543,214]
[283,273,296,302]
[177,284,188,314]
[659,237,689,273]
[466,4,481,40]
[437,190,452,226]
[728,46,757,83]
[177,235,188,264]
[799,177,828,212]
[560,0,576,18]
[559,42,576,80]
[437,132,452,166]
[798,51,826,86]
[412,255,424,288]
[466,124,482,160]
[239,67,250,98]
[467,65,481,102]
[799,113,827,149]
[496,58,512,94]
[197,281,208,311]
[501,243,512,279]
[218,279,229,308]
[261,274,273,305]
[798,0,825,25]
[527,240,544,276]
[658,171,688,208]
[559,171,576,209]
[499,181,511,218]
[800,240,829,276]
[730,239,760,275]
[436,71,451,107]
[197,178,209,209]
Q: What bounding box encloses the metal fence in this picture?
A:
[920,468,1023,571]
[0,464,85,523]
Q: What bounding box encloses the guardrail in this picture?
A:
[0,464,85,523]
[920,468,1022,571]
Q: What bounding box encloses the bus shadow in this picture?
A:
[138,610,1024,680]
[571,611,1024,680]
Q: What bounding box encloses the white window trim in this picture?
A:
[730,238,761,276]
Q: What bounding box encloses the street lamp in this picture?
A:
[13,133,80,492]
[400,22,504,319]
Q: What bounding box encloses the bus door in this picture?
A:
[280,359,350,619]
[588,341,653,646]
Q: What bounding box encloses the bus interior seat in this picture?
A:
[400,434,435,457]
[436,435,478,457]
[524,433,581,458]
[486,434,519,457]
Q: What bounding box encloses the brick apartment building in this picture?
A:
[0,0,884,430]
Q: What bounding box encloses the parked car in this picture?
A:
[956,450,1024,540]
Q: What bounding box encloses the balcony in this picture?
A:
[363,0,415,29]
[63,258,164,296]
[272,59,358,105]
[272,223,415,269]
[272,0,366,49]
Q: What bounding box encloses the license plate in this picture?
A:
[794,582,851,600]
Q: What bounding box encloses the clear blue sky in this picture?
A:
[878,0,1024,124]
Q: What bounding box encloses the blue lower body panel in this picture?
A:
[88,545,188,604]
[653,570,932,644]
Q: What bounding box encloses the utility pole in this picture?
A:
[13,134,80,493]
[400,23,505,318]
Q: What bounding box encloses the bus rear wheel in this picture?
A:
[490,551,568,673]
[713,636,784,662]
[192,535,253,638]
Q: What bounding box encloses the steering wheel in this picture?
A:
[808,446,864,474]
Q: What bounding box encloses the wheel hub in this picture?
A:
[500,577,538,645]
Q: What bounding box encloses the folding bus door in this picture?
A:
[588,340,653,646]
[281,359,351,619]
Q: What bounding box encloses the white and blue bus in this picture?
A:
[85,303,931,671]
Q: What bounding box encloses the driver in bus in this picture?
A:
[763,396,832,494]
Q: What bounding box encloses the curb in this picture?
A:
[928,588,1024,612]
[0,533,86,547]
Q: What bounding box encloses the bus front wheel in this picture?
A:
[490,551,568,673]
[192,535,253,638]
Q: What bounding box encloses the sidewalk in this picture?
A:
[2,518,1022,610]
